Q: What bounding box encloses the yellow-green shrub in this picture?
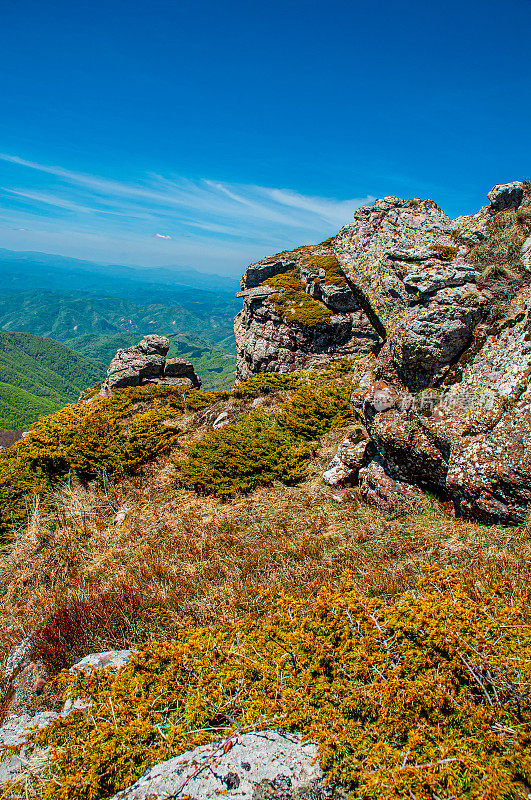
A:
[429,243,459,261]
[14,569,531,800]
[175,410,312,497]
[276,383,353,440]
[175,382,353,497]
[0,386,220,535]
[230,372,302,398]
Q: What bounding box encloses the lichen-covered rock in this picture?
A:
[429,287,531,523]
[0,711,58,787]
[333,197,487,389]
[101,336,201,392]
[487,181,526,211]
[235,245,381,380]
[323,428,371,486]
[108,729,343,800]
[358,461,432,516]
[346,286,531,523]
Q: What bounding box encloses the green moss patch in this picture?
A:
[260,267,333,326]
[307,252,348,286]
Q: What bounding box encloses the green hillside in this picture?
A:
[0,291,237,349]
[0,291,237,391]
[0,332,105,429]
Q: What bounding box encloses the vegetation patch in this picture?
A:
[175,382,353,497]
[428,243,459,261]
[12,569,531,800]
[276,383,353,440]
[260,268,333,326]
[230,371,302,398]
[175,410,312,497]
[0,386,218,535]
[468,207,531,280]
[307,252,348,286]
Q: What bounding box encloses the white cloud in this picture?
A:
[0,152,374,273]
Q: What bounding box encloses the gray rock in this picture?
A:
[4,638,33,686]
[105,336,168,389]
[522,235,531,271]
[0,712,58,787]
[323,433,370,486]
[358,461,432,516]
[62,650,135,716]
[108,729,342,800]
[101,336,201,393]
[234,244,382,381]
[164,358,196,377]
[241,259,296,290]
[213,411,230,429]
[345,286,531,524]
[333,196,488,389]
[487,181,526,211]
[70,649,134,675]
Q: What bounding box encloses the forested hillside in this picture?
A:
[0,332,105,429]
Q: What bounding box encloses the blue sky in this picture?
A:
[0,0,529,276]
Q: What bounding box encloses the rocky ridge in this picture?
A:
[236,181,531,523]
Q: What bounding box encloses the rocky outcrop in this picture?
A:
[333,197,488,390]
[108,729,343,800]
[327,285,531,524]
[236,182,530,392]
[101,335,201,393]
[234,245,381,380]
[232,181,531,524]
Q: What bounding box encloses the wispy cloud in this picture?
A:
[0,153,374,274]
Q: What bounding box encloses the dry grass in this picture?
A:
[2,432,531,685]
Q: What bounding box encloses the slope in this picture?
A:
[0,332,105,429]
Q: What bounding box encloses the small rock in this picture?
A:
[63,650,134,716]
[0,712,59,787]
[358,461,432,516]
[108,729,342,800]
[364,381,397,412]
[487,181,526,211]
[213,411,230,429]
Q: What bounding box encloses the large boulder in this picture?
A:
[344,287,531,524]
[487,181,526,211]
[105,335,170,389]
[108,729,342,800]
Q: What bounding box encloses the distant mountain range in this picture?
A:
[0,249,239,301]
[0,249,241,427]
[0,331,105,429]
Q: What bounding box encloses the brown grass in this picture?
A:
[2,429,531,687]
